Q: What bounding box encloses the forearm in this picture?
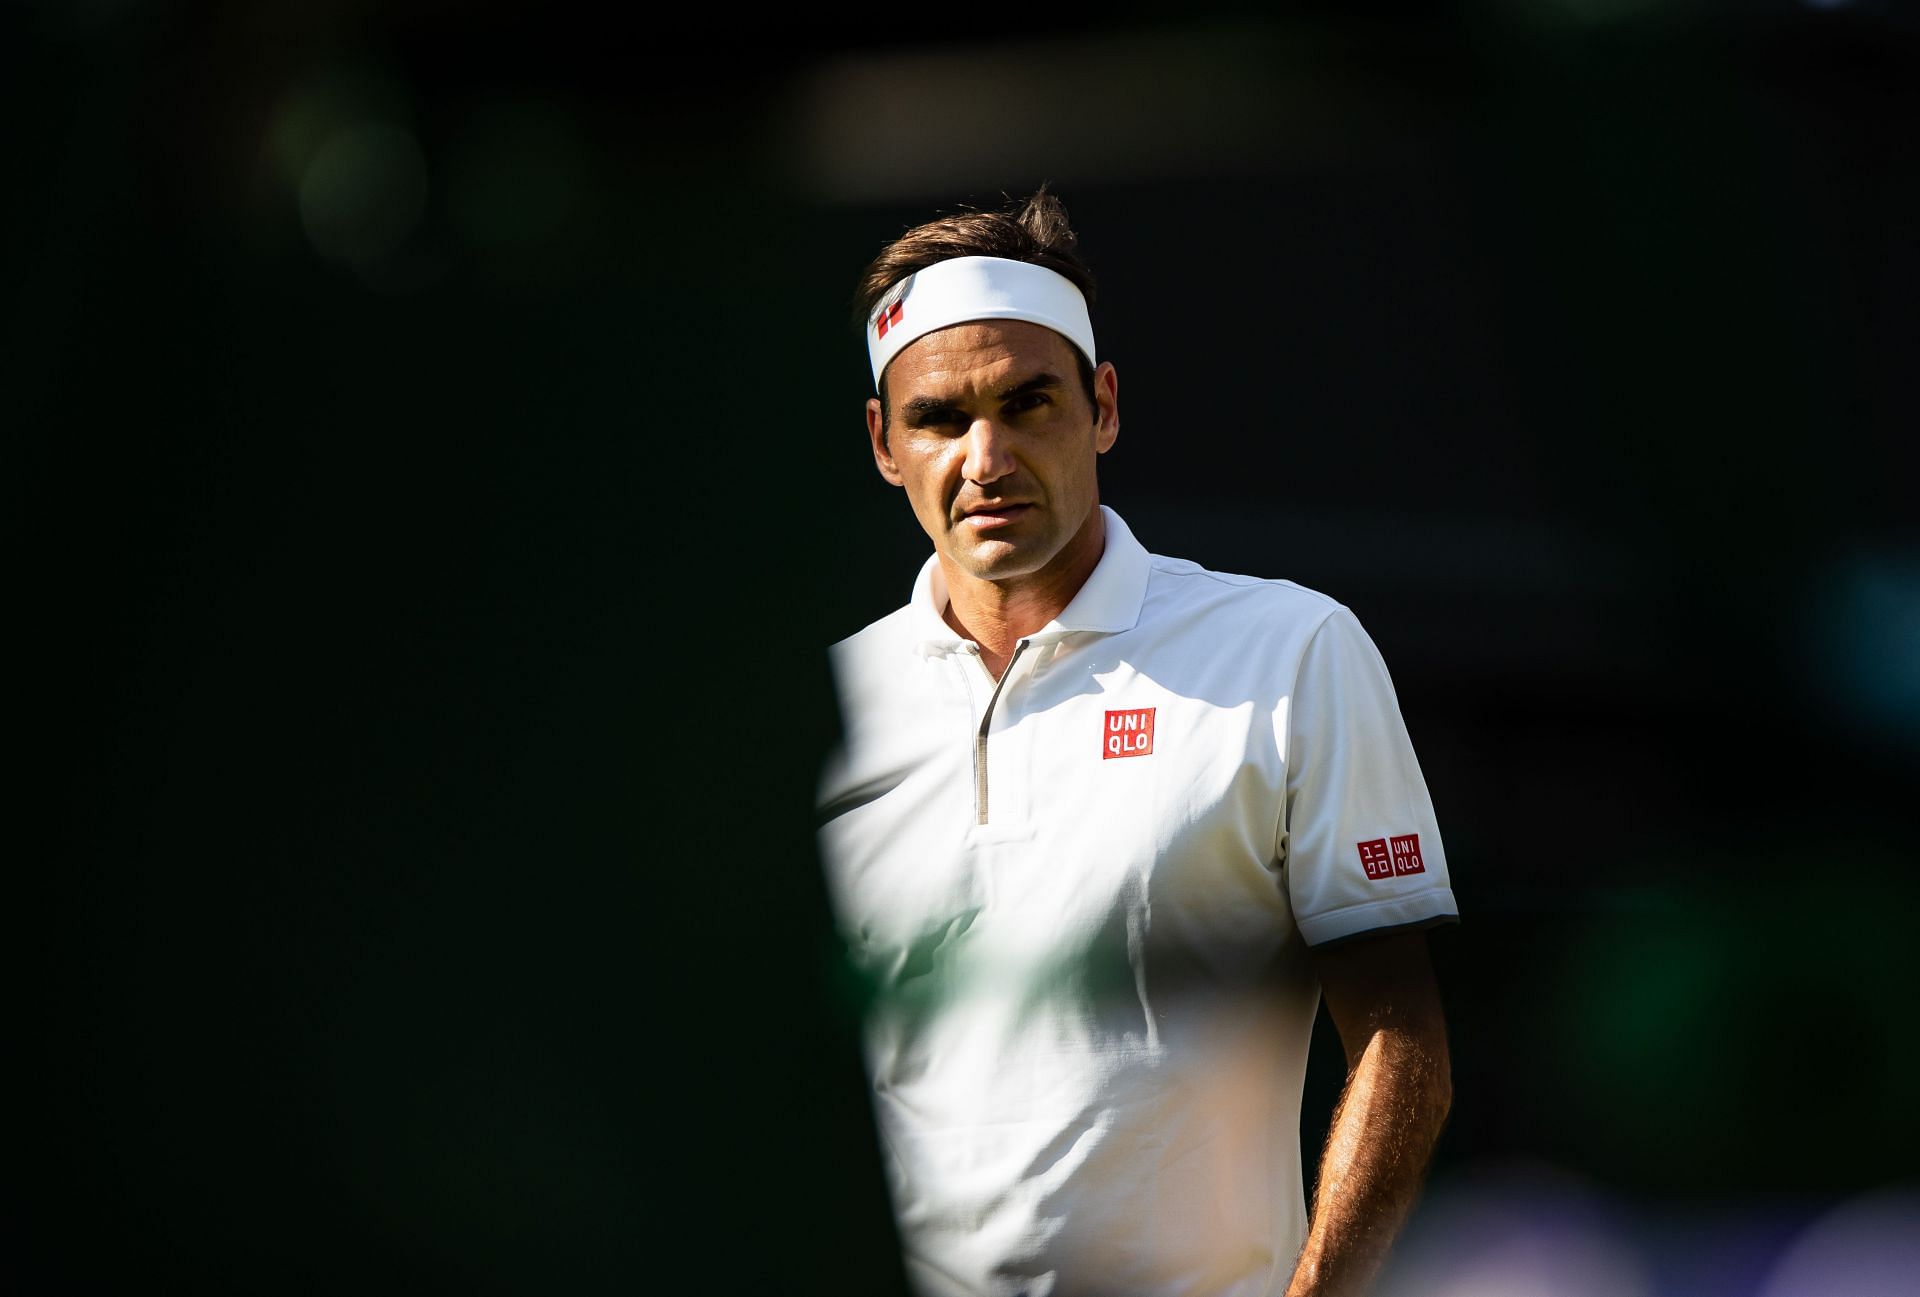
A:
[1284,1025,1451,1297]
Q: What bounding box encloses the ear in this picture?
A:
[867,397,904,486]
[1092,361,1120,454]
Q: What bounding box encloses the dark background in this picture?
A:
[15,1,1918,1293]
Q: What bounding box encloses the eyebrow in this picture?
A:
[899,372,1066,425]
[995,372,1065,402]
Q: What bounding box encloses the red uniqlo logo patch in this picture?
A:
[1102,708,1156,759]
[1357,838,1393,880]
[1358,834,1427,881]
[875,300,904,338]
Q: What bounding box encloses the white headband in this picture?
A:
[866,255,1096,389]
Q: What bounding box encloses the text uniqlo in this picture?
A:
[1357,834,1425,881]
[1102,708,1156,759]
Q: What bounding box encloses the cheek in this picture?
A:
[1045,442,1097,489]
[898,449,957,508]
[907,443,961,488]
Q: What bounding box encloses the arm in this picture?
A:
[1285,929,1452,1297]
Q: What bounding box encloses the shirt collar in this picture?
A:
[908,505,1151,654]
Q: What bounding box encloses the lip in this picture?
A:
[959,503,1034,529]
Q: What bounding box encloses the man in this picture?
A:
[817,190,1456,1297]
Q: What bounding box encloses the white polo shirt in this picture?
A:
[818,507,1456,1297]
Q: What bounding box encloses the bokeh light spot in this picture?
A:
[1380,1162,1655,1297]
[297,123,428,267]
[1758,1188,1920,1297]
[1806,550,1920,748]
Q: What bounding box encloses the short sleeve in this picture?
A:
[1282,606,1458,946]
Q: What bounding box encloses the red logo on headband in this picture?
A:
[875,300,904,339]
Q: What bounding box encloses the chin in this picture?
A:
[961,544,1050,583]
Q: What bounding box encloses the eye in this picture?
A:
[907,407,966,431]
[1005,392,1050,415]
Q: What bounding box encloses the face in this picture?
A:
[867,320,1120,593]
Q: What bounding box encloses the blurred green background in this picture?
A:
[14,1,1917,1293]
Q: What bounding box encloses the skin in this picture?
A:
[869,318,1452,1292]
[867,320,1119,678]
[1290,931,1453,1297]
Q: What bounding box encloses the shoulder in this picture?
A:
[1142,551,1350,639]
[828,602,918,679]
[830,601,918,656]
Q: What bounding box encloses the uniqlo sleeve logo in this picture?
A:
[1102,708,1156,759]
[1359,834,1427,881]
[1357,838,1393,880]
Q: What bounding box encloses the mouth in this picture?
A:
[959,502,1034,530]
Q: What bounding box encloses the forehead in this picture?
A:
[885,320,1081,399]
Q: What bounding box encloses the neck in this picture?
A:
[940,508,1106,676]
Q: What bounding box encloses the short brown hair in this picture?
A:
[854,187,1100,422]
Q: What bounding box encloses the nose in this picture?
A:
[961,416,1016,486]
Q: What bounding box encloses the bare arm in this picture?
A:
[1285,929,1452,1297]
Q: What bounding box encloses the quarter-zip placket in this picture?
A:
[971,638,1032,825]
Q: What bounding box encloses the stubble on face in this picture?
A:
[873,322,1114,607]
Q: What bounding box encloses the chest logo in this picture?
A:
[1357,833,1426,881]
[1103,707,1156,759]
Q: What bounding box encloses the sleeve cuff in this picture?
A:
[1295,888,1460,947]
